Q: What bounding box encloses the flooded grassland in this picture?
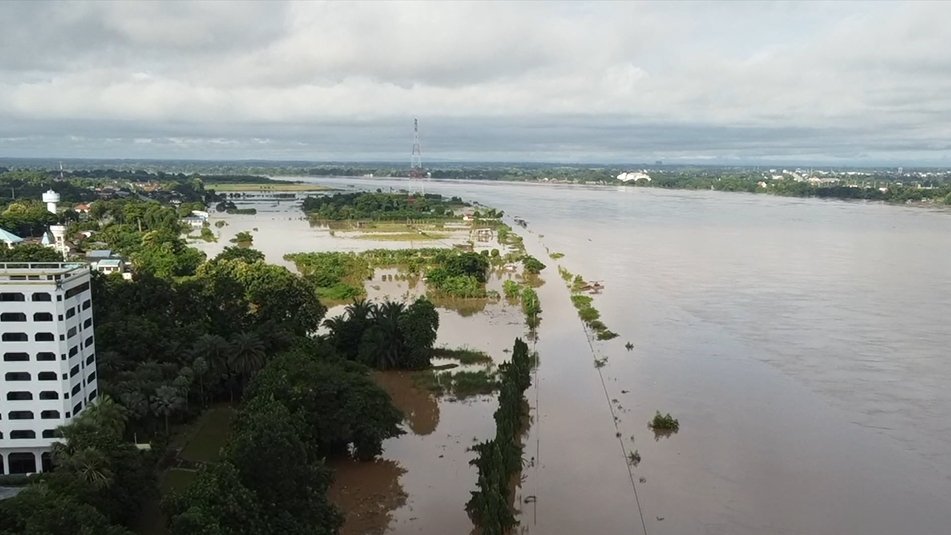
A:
[193,190,542,534]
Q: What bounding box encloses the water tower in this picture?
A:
[50,225,68,260]
[42,189,60,214]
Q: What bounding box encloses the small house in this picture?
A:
[95,258,124,275]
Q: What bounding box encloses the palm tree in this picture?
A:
[192,356,209,406]
[228,332,265,394]
[62,448,114,490]
[151,385,184,435]
[371,300,405,369]
[345,299,374,323]
[190,334,230,374]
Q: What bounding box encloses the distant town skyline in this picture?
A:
[1,1,950,165]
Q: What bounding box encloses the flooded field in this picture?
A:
[195,180,951,535]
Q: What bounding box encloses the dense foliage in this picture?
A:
[466,338,533,534]
[285,251,372,300]
[425,251,490,298]
[323,298,440,370]
[0,243,63,261]
[0,398,156,535]
[301,192,467,220]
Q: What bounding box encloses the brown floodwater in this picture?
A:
[200,181,951,535]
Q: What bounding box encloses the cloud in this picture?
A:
[0,1,950,164]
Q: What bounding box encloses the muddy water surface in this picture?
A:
[204,181,951,535]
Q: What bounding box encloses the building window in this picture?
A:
[41,410,61,419]
[0,312,27,322]
[86,354,95,365]
[5,372,31,381]
[88,389,98,401]
[39,391,59,400]
[2,332,28,342]
[7,391,32,400]
[33,312,54,322]
[67,326,77,338]
[3,352,29,362]
[42,429,62,439]
[69,365,80,377]
[65,282,90,299]
[10,430,36,439]
[34,332,55,341]
[73,402,83,414]
[36,352,56,361]
[86,371,97,382]
[83,318,92,328]
[72,384,81,395]
[84,335,94,347]
[8,411,34,420]
[38,371,58,381]
[69,346,78,357]
[31,292,52,302]
[0,292,25,302]
[65,307,76,319]
[82,299,91,310]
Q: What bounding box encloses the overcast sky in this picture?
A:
[1,1,950,165]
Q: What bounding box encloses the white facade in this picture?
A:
[42,190,60,214]
[0,262,99,475]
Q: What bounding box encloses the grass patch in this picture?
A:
[178,405,236,463]
[411,367,498,398]
[161,468,198,495]
[449,369,499,398]
[353,232,448,241]
[433,347,493,365]
[549,252,565,260]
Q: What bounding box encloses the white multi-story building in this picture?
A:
[0,262,99,475]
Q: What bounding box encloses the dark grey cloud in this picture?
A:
[0,1,950,165]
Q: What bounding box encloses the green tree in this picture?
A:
[0,243,63,262]
[164,462,266,535]
[227,397,342,534]
[246,351,403,460]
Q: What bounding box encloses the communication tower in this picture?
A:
[410,118,425,178]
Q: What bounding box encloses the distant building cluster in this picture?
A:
[616,171,652,182]
[0,190,131,279]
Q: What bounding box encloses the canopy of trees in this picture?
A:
[0,397,155,535]
[0,243,63,262]
[301,192,467,220]
[323,298,440,370]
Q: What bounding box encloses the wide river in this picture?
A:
[216,178,951,535]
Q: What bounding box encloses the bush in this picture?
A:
[502,279,521,299]
[521,255,546,274]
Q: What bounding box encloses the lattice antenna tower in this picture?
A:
[410,118,424,178]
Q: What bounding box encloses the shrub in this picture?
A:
[649,411,680,431]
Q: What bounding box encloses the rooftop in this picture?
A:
[0,262,90,283]
[0,228,24,244]
[86,249,113,259]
